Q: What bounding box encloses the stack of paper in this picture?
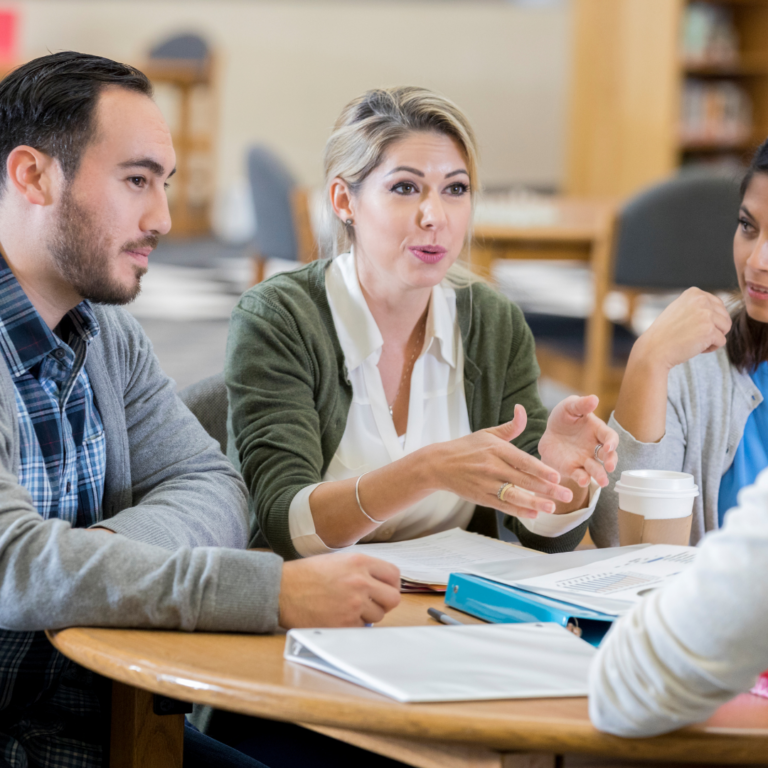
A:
[285,622,595,703]
[348,528,541,591]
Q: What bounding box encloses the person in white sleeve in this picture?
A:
[589,467,768,737]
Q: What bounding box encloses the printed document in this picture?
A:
[347,528,540,586]
[516,544,697,606]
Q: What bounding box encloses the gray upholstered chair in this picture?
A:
[611,169,741,292]
[247,145,317,284]
[248,145,298,261]
[178,372,228,455]
[149,33,209,69]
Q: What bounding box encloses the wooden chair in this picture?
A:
[246,145,318,284]
[528,170,742,419]
[143,34,218,237]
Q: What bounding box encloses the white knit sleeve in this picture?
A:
[589,469,768,736]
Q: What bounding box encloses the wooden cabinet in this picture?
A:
[566,0,768,197]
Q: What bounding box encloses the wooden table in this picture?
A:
[48,593,768,768]
[472,198,620,417]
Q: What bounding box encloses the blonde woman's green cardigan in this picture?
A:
[225,259,589,559]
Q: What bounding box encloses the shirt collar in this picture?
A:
[326,249,457,371]
[0,252,100,378]
[425,277,457,368]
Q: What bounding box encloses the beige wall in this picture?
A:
[18,1,570,200]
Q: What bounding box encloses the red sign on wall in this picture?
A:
[0,9,18,64]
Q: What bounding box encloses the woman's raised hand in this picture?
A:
[538,395,618,489]
[425,404,574,520]
[634,288,732,371]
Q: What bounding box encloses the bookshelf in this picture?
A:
[565,0,768,198]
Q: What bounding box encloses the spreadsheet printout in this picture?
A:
[515,545,697,605]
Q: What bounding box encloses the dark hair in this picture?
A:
[726,137,768,372]
[0,51,152,189]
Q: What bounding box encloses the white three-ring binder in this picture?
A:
[284,622,596,703]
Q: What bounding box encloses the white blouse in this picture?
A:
[288,250,598,557]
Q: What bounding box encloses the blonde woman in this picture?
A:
[225,87,618,559]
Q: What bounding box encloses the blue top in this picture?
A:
[718,361,768,525]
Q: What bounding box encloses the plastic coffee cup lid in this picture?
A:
[614,469,699,499]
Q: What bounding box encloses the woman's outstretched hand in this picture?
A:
[538,395,618,489]
[425,403,574,520]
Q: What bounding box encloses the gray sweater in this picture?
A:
[0,305,282,634]
[590,347,761,547]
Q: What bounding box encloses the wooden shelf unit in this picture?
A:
[566,0,768,198]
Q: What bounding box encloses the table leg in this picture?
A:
[109,681,184,768]
[302,724,556,768]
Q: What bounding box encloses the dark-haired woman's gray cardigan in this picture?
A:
[590,347,761,548]
[225,259,590,560]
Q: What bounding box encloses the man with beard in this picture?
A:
[0,52,400,768]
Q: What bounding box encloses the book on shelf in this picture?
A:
[680,78,752,146]
[681,2,739,68]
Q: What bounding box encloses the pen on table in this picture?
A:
[427,607,465,626]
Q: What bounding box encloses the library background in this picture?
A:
[0,0,756,409]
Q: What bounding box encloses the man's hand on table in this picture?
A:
[278,553,401,628]
[87,533,402,627]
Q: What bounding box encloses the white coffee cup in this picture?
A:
[614,470,699,518]
[614,470,698,545]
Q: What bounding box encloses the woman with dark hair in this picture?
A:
[590,140,768,547]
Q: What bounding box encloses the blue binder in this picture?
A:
[445,573,616,647]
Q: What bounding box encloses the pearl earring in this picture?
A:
[344,218,354,226]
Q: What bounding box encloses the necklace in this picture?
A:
[388,319,426,418]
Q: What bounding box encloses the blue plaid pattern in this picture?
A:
[0,255,107,768]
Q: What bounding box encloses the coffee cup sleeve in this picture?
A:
[618,508,693,546]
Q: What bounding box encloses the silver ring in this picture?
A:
[497,482,514,503]
[594,443,604,465]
